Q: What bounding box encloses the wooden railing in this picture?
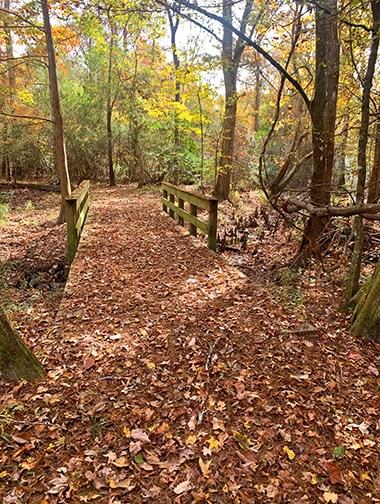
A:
[162,182,218,251]
[65,180,90,265]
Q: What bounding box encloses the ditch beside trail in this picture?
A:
[1,186,379,503]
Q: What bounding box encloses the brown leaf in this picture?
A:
[131,428,151,443]
[173,480,192,494]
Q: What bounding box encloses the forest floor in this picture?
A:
[0,184,379,504]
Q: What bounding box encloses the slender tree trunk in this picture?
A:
[215,0,238,201]
[197,87,204,188]
[368,119,380,203]
[215,0,254,201]
[335,120,348,187]
[4,0,14,183]
[167,5,181,184]
[0,307,45,382]
[107,33,116,186]
[346,0,380,300]
[41,0,71,224]
[253,56,261,133]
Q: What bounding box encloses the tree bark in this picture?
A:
[350,261,380,342]
[367,118,380,203]
[41,0,71,224]
[309,0,340,205]
[107,31,116,187]
[335,119,348,187]
[3,0,14,183]
[167,4,181,184]
[0,307,45,382]
[215,0,254,201]
[296,0,339,265]
[346,0,380,300]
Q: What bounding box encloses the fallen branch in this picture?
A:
[282,198,380,217]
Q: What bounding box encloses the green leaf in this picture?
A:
[332,446,345,458]
[134,453,144,464]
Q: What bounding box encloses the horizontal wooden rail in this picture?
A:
[65,180,90,266]
[162,182,218,251]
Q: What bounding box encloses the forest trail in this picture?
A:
[1,186,379,503]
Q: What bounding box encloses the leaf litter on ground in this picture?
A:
[0,185,379,503]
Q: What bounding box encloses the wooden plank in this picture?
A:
[75,197,90,235]
[169,193,175,219]
[163,189,168,212]
[65,180,90,266]
[178,198,184,226]
[190,203,197,236]
[66,180,90,210]
[75,191,89,220]
[65,200,77,265]
[162,182,216,211]
[162,198,208,234]
[207,199,218,251]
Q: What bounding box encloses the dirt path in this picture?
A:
[1,187,379,503]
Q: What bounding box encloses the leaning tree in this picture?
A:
[0,306,45,382]
[349,263,380,342]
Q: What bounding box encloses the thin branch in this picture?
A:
[0,55,47,62]
[0,111,52,123]
[0,6,44,32]
[162,0,311,109]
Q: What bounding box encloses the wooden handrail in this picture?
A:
[65,180,90,265]
[162,182,218,251]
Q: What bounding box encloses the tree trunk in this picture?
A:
[107,32,116,187]
[41,0,71,224]
[253,56,260,133]
[215,0,254,201]
[350,261,380,342]
[309,0,339,207]
[4,0,14,183]
[335,120,348,187]
[367,119,380,203]
[296,0,339,265]
[346,0,380,300]
[167,5,181,184]
[215,0,237,201]
[0,307,45,382]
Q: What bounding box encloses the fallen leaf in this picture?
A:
[332,446,345,458]
[131,428,151,443]
[123,426,131,438]
[323,491,339,503]
[283,446,296,460]
[173,480,192,494]
[207,436,220,451]
[199,457,211,478]
[112,456,128,468]
[347,351,362,360]
[186,434,197,445]
[83,357,95,370]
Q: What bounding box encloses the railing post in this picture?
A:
[163,188,168,213]
[189,203,197,236]
[169,193,175,219]
[208,199,218,251]
[66,199,77,265]
[178,198,184,226]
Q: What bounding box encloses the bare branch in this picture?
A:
[282,198,380,217]
[162,0,311,109]
[0,111,52,123]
